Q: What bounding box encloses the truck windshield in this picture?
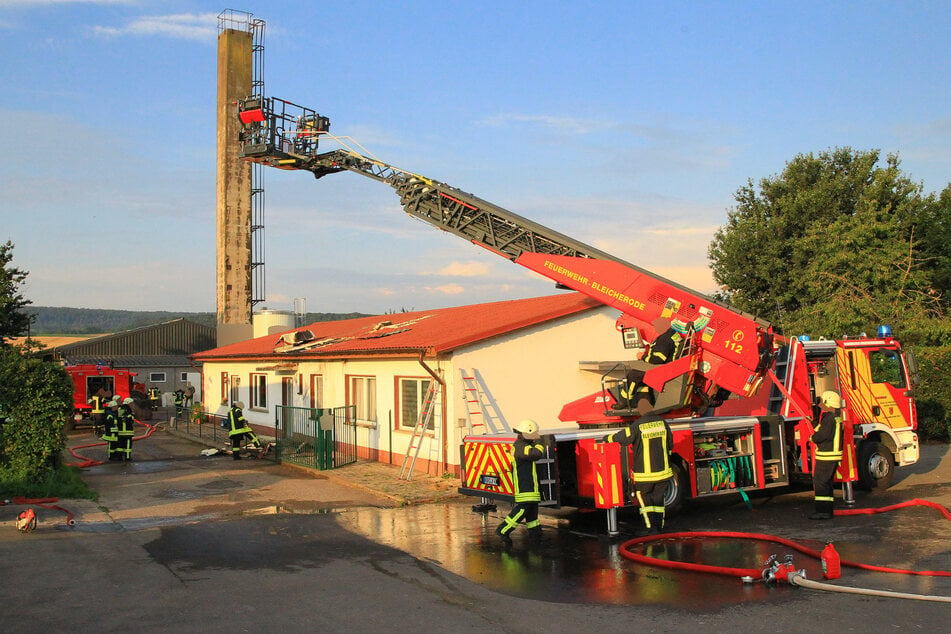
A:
[869,349,906,389]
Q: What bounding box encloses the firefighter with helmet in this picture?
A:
[102,398,120,461]
[496,419,547,545]
[810,390,844,520]
[117,397,136,461]
[613,317,687,414]
[603,412,674,535]
[228,401,261,460]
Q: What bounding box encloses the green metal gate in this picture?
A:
[274,405,357,470]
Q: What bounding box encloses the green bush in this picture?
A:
[0,346,74,484]
[913,346,951,442]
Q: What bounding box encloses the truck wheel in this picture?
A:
[664,463,687,514]
[857,441,894,491]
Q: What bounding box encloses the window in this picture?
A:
[310,374,324,410]
[180,372,188,382]
[229,375,241,404]
[250,373,268,409]
[398,377,434,431]
[349,375,377,424]
[869,349,906,389]
[149,372,167,383]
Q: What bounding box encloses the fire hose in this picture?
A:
[66,417,156,468]
[9,418,159,531]
[618,499,951,603]
[2,497,75,528]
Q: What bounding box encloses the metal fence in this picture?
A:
[274,405,358,470]
[169,407,231,445]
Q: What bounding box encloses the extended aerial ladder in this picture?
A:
[235,96,776,419]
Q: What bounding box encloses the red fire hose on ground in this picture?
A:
[8,418,160,530]
[66,417,157,468]
[2,497,75,528]
[619,498,951,603]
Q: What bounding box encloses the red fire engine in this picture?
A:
[236,97,920,534]
[66,364,136,427]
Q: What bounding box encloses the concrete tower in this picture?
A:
[215,24,253,345]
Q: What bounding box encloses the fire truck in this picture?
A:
[235,97,920,533]
[66,364,136,428]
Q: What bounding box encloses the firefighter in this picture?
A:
[116,397,136,461]
[228,401,260,460]
[173,389,185,417]
[613,317,686,414]
[102,399,121,461]
[147,386,161,411]
[809,390,844,520]
[496,419,547,546]
[87,393,106,434]
[604,412,674,535]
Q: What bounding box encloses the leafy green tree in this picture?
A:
[0,242,74,488]
[0,345,73,485]
[709,148,951,344]
[0,241,32,344]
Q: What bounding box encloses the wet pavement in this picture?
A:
[2,426,950,629]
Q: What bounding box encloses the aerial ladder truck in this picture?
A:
[236,96,920,534]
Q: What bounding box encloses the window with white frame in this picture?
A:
[149,372,167,383]
[349,375,377,424]
[250,373,268,409]
[310,374,324,410]
[398,377,434,430]
[180,372,188,382]
[229,375,240,404]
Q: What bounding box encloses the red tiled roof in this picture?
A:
[193,293,603,361]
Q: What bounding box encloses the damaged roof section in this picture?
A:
[194,293,603,362]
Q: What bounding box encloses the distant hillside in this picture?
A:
[28,307,374,335]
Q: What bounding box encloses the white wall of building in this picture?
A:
[198,305,634,473]
[449,306,628,437]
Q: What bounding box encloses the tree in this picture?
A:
[0,241,32,344]
[708,148,951,344]
[0,242,72,487]
[0,345,73,484]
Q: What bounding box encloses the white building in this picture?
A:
[192,293,635,476]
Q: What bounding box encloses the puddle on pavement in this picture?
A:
[336,502,825,609]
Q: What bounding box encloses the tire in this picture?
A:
[857,441,894,491]
[664,462,688,514]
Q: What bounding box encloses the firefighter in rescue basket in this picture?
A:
[604,412,674,535]
[496,419,547,545]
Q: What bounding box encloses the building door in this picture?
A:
[282,377,295,427]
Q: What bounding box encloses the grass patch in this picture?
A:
[0,465,98,501]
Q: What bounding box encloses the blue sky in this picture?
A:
[2,1,949,315]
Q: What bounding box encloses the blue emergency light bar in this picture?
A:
[878,324,893,337]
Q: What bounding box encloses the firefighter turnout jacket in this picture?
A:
[511,435,546,503]
[643,328,683,365]
[606,414,674,482]
[228,405,252,437]
[811,410,844,462]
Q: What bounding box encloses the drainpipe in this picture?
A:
[417,349,447,475]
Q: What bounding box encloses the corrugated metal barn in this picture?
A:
[49,319,216,402]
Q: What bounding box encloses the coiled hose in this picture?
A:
[619,499,951,602]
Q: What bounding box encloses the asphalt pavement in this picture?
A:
[1,427,949,631]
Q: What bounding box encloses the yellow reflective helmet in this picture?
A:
[821,390,842,409]
[513,419,540,440]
